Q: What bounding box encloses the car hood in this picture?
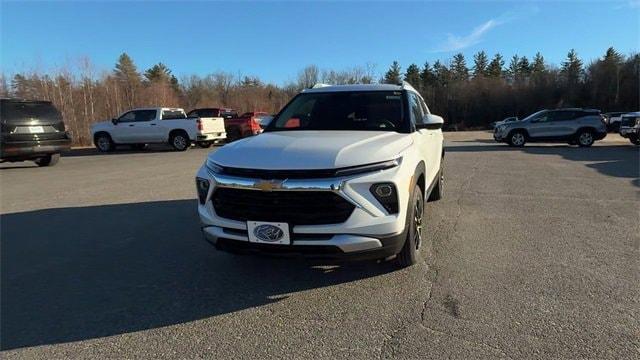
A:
[91,120,112,130]
[210,131,412,169]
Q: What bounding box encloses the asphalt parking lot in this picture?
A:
[1,131,638,359]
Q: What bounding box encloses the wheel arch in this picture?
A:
[93,131,112,143]
[507,128,530,139]
[168,128,190,142]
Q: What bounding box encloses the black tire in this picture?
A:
[396,185,424,268]
[507,131,526,147]
[170,131,190,151]
[227,128,242,142]
[630,135,640,145]
[34,153,60,167]
[130,143,148,151]
[576,129,594,147]
[95,133,114,152]
[197,141,212,148]
[428,167,444,202]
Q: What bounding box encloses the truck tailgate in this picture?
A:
[199,117,226,134]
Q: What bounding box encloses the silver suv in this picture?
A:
[494,108,607,147]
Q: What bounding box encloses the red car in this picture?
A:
[225,111,273,141]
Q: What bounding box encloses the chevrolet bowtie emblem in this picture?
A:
[254,179,284,191]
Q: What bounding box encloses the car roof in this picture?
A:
[621,111,640,117]
[302,82,419,94]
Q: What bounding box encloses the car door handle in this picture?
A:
[128,124,135,127]
[150,123,157,126]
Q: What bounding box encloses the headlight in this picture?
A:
[496,125,506,132]
[206,159,223,174]
[195,177,210,204]
[334,157,402,177]
[370,182,399,214]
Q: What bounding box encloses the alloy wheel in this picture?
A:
[512,133,525,146]
[413,197,424,249]
[579,132,593,146]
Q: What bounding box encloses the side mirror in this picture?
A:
[111,118,118,125]
[417,114,444,130]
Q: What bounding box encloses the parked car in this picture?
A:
[187,107,238,120]
[91,107,226,152]
[618,111,640,145]
[224,111,270,141]
[195,82,445,267]
[0,98,71,166]
[493,108,607,147]
[185,108,228,147]
[490,116,518,129]
[604,111,630,132]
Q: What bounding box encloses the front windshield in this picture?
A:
[522,110,547,121]
[266,91,407,132]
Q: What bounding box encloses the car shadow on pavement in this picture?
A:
[0,199,395,351]
[446,143,639,186]
[61,145,216,157]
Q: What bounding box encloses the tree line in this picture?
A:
[1,47,637,145]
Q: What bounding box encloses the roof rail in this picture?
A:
[311,83,331,89]
[398,81,417,92]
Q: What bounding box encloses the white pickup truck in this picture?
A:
[91,107,226,151]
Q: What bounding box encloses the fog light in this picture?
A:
[370,182,399,214]
[196,177,210,204]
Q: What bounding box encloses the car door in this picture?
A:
[408,92,437,183]
[111,110,137,142]
[143,109,165,142]
[420,98,442,179]
[526,111,553,139]
[547,110,577,138]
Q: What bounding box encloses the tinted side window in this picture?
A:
[162,110,186,120]
[550,111,575,122]
[136,110,157,122]
[118,111,136,122]
[409,93,424,125]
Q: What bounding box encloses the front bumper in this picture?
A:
[619,127,639,138]
[196,160,414,259]
[202,225,406,261]
[1,137,71,160]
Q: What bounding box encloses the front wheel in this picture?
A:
[34,153,60,167]
[95,133,114,152]
[508,131,526,147]
[630,135,640,145]
[577,130,594,147]
[396,185,424,268]
[170,132,190,151]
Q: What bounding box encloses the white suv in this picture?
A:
[195,83,444,267]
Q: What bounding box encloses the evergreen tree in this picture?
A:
[487,53,505,78]
[507,55,520,82]
[144,62,172,82]
[384,61,402,84]
[561,49,584,85]
[433,60,450,86]
[472,51,489,78]
[404,63,421,87]
[450,53,469,81]
[420,61,436,88]
[531,52,546,74]
[517,56,531,77]
[114,53,141,83]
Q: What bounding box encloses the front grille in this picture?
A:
[212,188,355,225]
